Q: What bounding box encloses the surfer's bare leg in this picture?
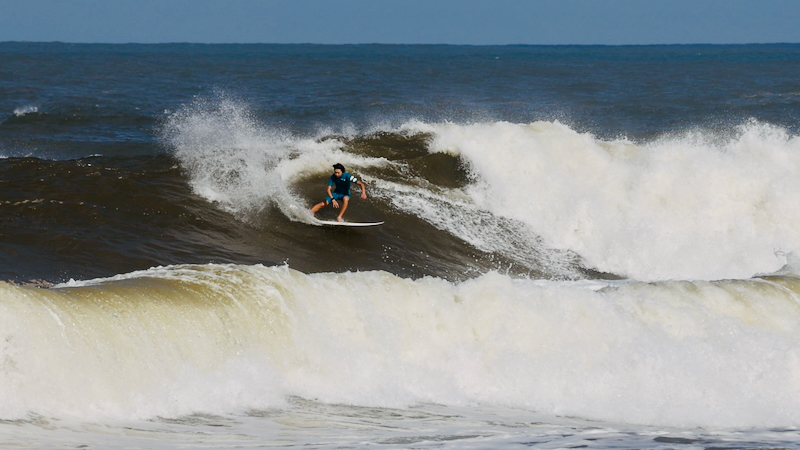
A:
[310,201,327,214]
[337,196,350,222]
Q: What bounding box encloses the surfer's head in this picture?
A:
[333,163,345,177]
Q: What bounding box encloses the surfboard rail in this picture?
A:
[315,220,384,227]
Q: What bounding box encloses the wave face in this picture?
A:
[162,96,800,281]
[156,95,591,281]
[3,263,800,428]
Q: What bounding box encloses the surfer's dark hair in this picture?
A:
[333,163,345,172]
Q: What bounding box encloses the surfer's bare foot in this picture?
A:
[337,217,343,222]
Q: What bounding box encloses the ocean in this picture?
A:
[2,42,800,448]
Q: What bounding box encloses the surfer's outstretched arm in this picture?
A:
[357,180,367,199]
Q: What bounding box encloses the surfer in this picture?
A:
[310,163,368,222]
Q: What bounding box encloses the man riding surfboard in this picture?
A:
[310,163,368,222]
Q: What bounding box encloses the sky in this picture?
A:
[1,0,799,46]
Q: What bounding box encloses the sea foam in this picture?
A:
[3,263,800,428]
[406,119,800,281]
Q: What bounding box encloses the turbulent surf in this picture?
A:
[3,42,800,448]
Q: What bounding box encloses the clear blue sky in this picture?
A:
[1,0,798,45]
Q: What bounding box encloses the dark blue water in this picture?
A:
[4,43,800,152]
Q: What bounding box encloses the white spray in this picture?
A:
[162,95,389,223]
[406,119,800,281]
[3,264,800,429]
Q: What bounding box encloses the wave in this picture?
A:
[412,119,800,281]
[162,96,588,279]
[163,96,800,281]
[3,263,800,428]
[13,105,38,116]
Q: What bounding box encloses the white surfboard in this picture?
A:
[316,220,384,227]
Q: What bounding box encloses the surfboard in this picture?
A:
[316,220,384,227]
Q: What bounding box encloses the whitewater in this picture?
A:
[4,262,800,431]
[411,119,800,281]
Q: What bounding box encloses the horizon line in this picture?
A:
[3,41,800,47]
